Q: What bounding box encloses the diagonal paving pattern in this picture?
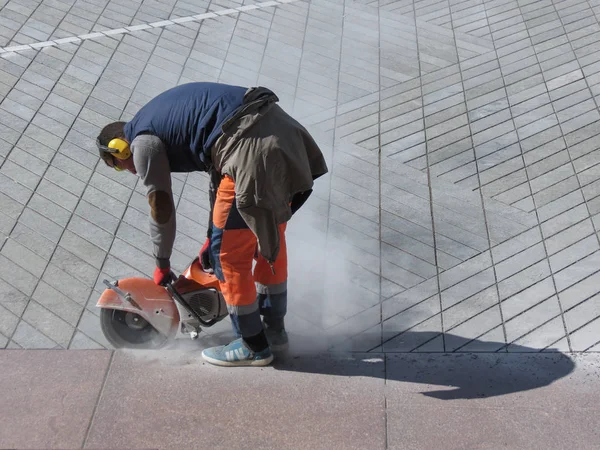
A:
[0,0,599,353]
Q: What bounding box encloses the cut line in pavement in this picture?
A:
[0,0,298,55]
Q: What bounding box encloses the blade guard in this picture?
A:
[181,259,221,290]
[97,278,180,338]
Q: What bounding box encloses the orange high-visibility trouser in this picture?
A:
[210,175,287,338]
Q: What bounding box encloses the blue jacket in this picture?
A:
[124,82,247,172]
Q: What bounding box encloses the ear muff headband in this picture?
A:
[108,138,131,160]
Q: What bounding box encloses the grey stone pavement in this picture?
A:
[1,350,600,449]
[0,0,600,356]
[2,1,600,448]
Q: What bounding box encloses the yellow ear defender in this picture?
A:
[108,138,131,160]
[97,136,131,172]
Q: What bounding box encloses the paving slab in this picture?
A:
[384,353,600,449]
[386,404,600,450]
[1,350,599,449]
[84,350,386,450]
[0,350,112,449]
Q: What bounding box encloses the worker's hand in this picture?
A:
[153,266,173,286]
[199,238,212,272]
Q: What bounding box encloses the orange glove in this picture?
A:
[153,266,172,286]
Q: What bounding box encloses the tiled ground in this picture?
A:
[0,0,599,352]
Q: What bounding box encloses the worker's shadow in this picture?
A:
[270,331,576,401]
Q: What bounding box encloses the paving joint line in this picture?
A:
[473,152,564,194]
[216,0,259,84]
[316,0,347,333]
[334,163,380,188]
[0,0,299,55]
[561,275,600,315]
[450,324,506,353]
[375,0,385,355]
[409,330,445,351]
[382,233,453,270]
[543,334,569,352]
[430,147,509,181]
[509,174,577,209]
[564,313,600,346]
[371,295,441,351]
[383,258,430,284]
[479,153,556,188]
[409,11,448,351]
[329,218,380,250]
[548,248,600,287]
[526,194,588,222]
[282,0,311,113]
[382,205,483,255]
[443,286,533,333]
[81,350,116,448]
[253,3,277,89]
[383,358,388,449]
[541,215,592,243]
[582,333,600,352]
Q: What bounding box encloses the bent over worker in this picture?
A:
[96,82,328,367]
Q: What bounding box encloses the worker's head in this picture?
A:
[96,122,136,174]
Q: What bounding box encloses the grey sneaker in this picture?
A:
[201,338,274,367]
[264,324,288,352]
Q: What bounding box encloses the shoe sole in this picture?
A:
[201,351,274,367]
